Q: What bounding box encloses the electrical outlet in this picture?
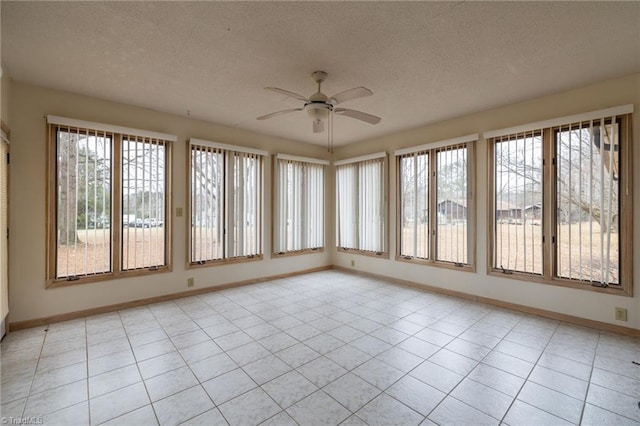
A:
[187,277,195,288]
[350,259,355,268]
[615,307,628,322]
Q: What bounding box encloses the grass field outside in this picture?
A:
[400,221,618,283]
[58,221,618,284]
[57,227,166,278]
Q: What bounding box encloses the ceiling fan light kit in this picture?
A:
[258,70,381,152]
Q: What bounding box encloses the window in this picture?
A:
[54,126,112,279]
[398,151,429,259]
[396,135,475,268]
[436,144,469,264]
[122,136,168,270]
[1,124,9,322]
[47,116,173,285]
[189,139,264,265]
[493,131,543,275]
[274,154,327,254]
[336,153,387,254]
[487,105,633,294]
[555,120,622,284]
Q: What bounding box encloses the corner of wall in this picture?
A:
[0,65,11,127]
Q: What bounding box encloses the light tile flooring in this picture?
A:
[1,270,639,425]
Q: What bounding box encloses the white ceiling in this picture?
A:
[2,2,639,146]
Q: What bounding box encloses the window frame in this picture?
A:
[121,135,171,273]
[1,123,10,321]
[46,117,173,288]
[335,152,389,258]
[187,138,265,268]
[490,131,544,276]
[486,108,633,296]
[395,137,476,271]
[272,154,328,257]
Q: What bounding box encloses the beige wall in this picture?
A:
[1,67,9,126]
[6,73,640,330]
[8,80,331,323]
[333,73,640,330]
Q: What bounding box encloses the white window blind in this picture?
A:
[492,131,543,275]
[274,156,325,253]
[394,134,478,156]
[191,145,225,262]
[190,140,264,263]
[396,137,474,266]
[121,135,168,271]
[398,151,430,259]
[230,151,262,257]
[336,155,386,253]
[48,119,172,283]
[47,115,177,142]
[54,126,113,279]
[483,105,633,139]
[554,117,623,285]
[488,106,632,288]
[337,163,358,250]
[436,144,469,264]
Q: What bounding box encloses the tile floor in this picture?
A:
[1,270,639,425]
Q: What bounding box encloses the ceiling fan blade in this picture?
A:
[265,87,309,102]
[334,108,381,125]
[328,87,373,105]
[256,108,303,120]
[313,120,324,133]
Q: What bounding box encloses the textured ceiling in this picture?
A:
[2,2,639,146]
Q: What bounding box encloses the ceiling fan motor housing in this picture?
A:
[306,101,331,121]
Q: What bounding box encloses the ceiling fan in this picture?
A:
[257,71,381,151]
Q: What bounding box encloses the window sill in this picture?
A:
[337,247,390,259]
[395,255,475,272]
[46,265,172,289]
[487,268,632,297]
[187,255,263,269]
[272,248,324,258]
